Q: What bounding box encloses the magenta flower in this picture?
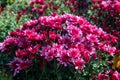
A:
[115,1,120,13]
[57,50,71,66]
[16,49,28,57]
[98,73,109,80]
[49,31,59,40]
[111,71,120,80]
[8,57,31,76]
[73,59,84,70]
[69,48,80,59]
[86,34,98,43]
[98,70,120,80]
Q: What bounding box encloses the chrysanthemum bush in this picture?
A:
[17,0,93,22]
[0,13,120,79]
[87,1,120,78]
[90,0,120,44]
[16,0,79,23]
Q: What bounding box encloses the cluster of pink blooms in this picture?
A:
[93,0,120,13]
[0,14,118,76]
[97,70,120,80]
[29,0,47,16]
[91,0,120,43]
[29,0,78,13]
[17,0,78,23]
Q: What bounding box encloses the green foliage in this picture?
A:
[0,0,30,41]
[0,71,12,80]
